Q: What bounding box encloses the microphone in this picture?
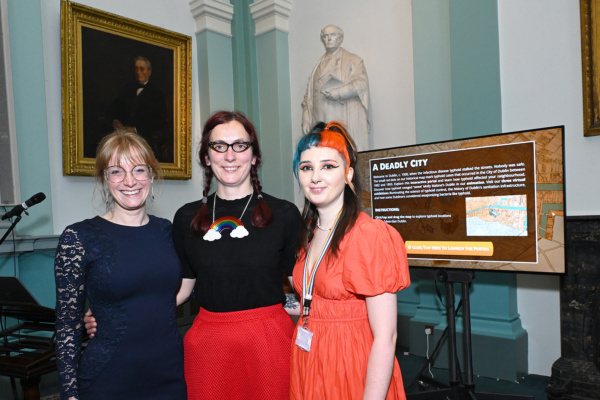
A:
[2,192,46,220]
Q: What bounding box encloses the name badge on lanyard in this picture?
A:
[295,326,313,352]
[296,209,343,352]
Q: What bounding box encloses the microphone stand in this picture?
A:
[0,214,23,247]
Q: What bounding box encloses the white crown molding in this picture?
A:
[249,0,293,36]
[189,0,235,37]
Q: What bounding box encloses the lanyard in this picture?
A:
[301,208,343,325]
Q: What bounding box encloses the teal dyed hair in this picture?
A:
[293,121,354,185]
[292,121,363,258]
[292,130,323,182]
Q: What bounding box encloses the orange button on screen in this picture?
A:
[405,241,494,256]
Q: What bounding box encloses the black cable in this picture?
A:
[434,279,446,308]
[406,295,465,392]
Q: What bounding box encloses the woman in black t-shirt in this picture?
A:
[172,110,301,400]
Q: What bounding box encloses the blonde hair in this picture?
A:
[95,130,161,210]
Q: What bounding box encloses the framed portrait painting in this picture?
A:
[61,1,192,179]
[581,0,600,137]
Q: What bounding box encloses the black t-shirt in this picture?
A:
[172,192,301,312]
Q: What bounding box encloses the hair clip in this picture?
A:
[202,197,207,204]
[257,194,263,199]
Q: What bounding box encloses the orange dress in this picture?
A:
[290,212,411,400]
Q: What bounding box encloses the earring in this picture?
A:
[103,183,112,209]
[151,183,155,201]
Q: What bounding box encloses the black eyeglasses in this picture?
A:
[208,141,252,153]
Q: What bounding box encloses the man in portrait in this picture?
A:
[302,25,371,151]
[107,56,172,162]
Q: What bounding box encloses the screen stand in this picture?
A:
[406,269,533,400]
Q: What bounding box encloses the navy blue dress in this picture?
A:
[55,216,186,400]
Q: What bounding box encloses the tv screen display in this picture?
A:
[357,126,565,274]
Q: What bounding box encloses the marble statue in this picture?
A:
[302,25,371,151]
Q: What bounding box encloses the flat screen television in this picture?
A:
[357,126,565,274]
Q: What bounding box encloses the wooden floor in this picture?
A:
[2,350,550,400]
[399,352,550,400]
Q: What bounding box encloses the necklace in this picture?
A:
[203,192,253,241]
[316,217,334,232]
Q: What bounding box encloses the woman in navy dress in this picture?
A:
[54,130,186,400]
[83,111,301,399]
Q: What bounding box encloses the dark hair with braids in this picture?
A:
[190,110,272,235]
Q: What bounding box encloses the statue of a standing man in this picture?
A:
[302,25,371,150]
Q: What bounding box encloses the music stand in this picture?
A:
[406,269,533,400]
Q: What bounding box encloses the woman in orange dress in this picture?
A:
[290,121,411,400]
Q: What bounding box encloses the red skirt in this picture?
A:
[184,304,295,400]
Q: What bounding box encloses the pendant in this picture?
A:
[203,216,249,241]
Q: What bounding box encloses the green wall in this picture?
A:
[7,0,53,236]
[1,0,55,310]
[410,0,525,380]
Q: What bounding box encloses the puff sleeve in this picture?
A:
[341,214,410,296]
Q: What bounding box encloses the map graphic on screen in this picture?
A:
[465,195,528,237]
[357,126,565,274]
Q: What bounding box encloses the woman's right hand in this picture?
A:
[84,309,97,338]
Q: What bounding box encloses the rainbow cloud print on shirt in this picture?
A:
[203,216,249,241]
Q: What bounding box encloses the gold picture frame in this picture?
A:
[61,1,192,178]
[581,0,600,137]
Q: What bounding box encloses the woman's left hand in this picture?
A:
[363,292,398,399]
